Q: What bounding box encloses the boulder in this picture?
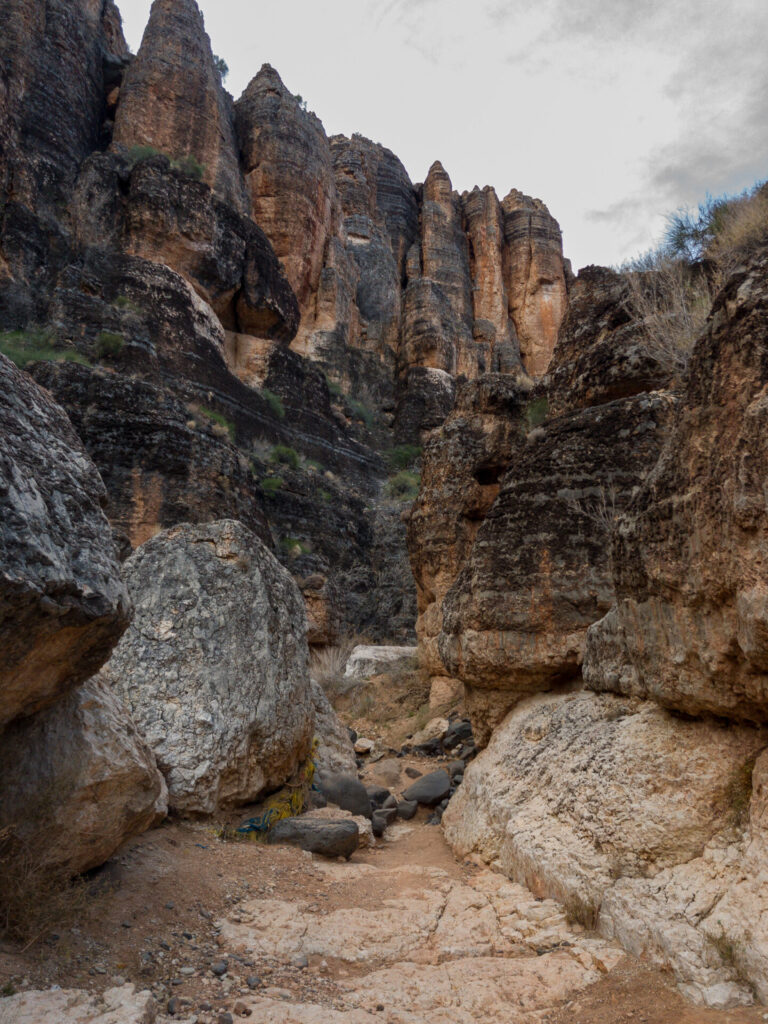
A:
[397,799,418,820]
[584,248,768,722]
[100,520,314,815]
[409,716,448,747]
[317,772,372,819]
[443,690,768,1005]
[0,353,131,726]
[310,678,357,775]
[344,644,418,680]
[402,769,452,807]
[0,678,166,874]
[267,817,359,860]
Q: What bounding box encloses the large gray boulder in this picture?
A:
[310,678,356,775]
[0,353,131,726]
[0,678,167,874]
[100,520,315,815]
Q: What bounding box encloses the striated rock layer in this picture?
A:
[584,247,768,721]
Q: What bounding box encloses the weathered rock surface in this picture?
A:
[0,353,130,726]
[100,520,314,815]
[439,391,674,741]
[405,376,529,684]
[344,644,418,680]
[0,984,156,1024]
[584,247,768,721]
[310,678,357,775]
[443,690,768,1005]
[546,264,671,416]
[0,678,166,874]
[111,0,245,211]
[220,859,621,1022]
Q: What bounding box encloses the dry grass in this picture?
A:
[0,825,87,949]
[624,257,711,380]
[707,185,768,273]
[310,637,361,700]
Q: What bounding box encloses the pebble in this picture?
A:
[180,966,196,976]
[291,953,309,969]
[165,902,175,910]
[211,960,228,976]
[246,975,260,989]
[217,1014,234,1024]
[121,921,132,929]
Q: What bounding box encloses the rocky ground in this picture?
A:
[2,745,767,1024]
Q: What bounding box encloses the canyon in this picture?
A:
[1,0,767,1021]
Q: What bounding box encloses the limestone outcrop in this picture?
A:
[405,376,530,685]
[0,679,166,874]
[100,520,315,815]
[0,353,131,726]
[439,391,674,742]
[584,247,768,721]
[443,691,768,1006]
[111,0,246,211]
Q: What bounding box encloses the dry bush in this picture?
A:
[708,185,768,273]
[0,825,87,949]
[310,636,361,700]
[623,257,711,379]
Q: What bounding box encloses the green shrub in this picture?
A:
[385,469,420,501]
[349,398,375,429]
[95,330,124,359]
[270,444,300,470]
[262,387,285,419]
[388,444,422,471]
[113,295,133,310]
[525,396,549,430]
[213,54,229,80]
[199,406,235,441]
[324,374,342,397]
[280,536,309,556]
[125,144,162,167]
[260,476,284,498]
[171,154,205,180]
[0,329,89,369]
[319,489,332,504]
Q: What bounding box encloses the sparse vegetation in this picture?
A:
[388,444,422,471]
[311,637,360,698]
[113,294,139,312]
[349,398,375,429]
[260,476,284,498]
[280,536,310,557]
[95,330,124,359]
[199,406,235,441]
[262,387,286,419]
[171,154,205,181]
[525,396,549,430]
[125,144,162,167]
[270,444,300,470]
[212,54,229,81]
[0,329,89,369]
[385,469,421,501]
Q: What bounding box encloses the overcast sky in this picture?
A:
[117,0,767,271]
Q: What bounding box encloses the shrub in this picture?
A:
[525,396,549,430]
[280,536,309,557]
[262,387,285,419]
[199,406,235,441]
[260,476,283,498]
[385,469,420,501]
[0,329,89,369]
[311,637,360,699]
[125,144,162,167]
[270,444,300,470]
[349,398,374,429]
[171,154,205,181]
[95,330,124,359]
[388,444,422,471]
[212,54,229,80]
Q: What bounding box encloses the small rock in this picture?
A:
[121,921,132,929]
[218,1014,234,1024]
[404,766,422,779]
[365,785,391,808]
[443,719,473,748]
[426,810,443,825]
[180,966,196,976]
[402,769,452,806]
[382,794,398,810]
[317,772,372,818]
[396,799,418,820]
[211,960,228,976]
[354,737,375,755]
[446,760,465,778]
[347,727,358,744]
[168,996,182,1016]
[291,953,309,969]
[233,1000,252,1017]
[246,975,260,989]
[165,902,175,910]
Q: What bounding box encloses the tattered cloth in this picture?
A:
[236,745,318,836]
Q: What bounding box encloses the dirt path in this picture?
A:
[1,764,766,1023]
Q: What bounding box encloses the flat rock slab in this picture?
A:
[344,645,418,680]
[402,769,452,806]
[267,817,359,859]
[0,984,156,1024]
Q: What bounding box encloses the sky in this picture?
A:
[117,0,768,271]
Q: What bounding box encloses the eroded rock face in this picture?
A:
[443,690,768,1006]
[438,392,674,743]
[311,679,357,776]
[0,678,167,874]
[111,0,246,211]
[100,520,314,815]
[0,354,131,726]
[584,248,768,721]
[546,265,670,416]
[405,376,529,683]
